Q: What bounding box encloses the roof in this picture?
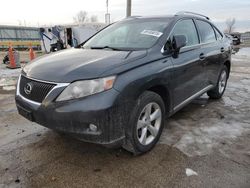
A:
[125,12,210,21]
[124,15,174,21]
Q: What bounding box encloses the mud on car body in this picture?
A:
[16,12,231,154]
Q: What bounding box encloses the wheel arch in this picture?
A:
[114,74,173,117]
[146,85,172,116]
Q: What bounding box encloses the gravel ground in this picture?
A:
[0,49,249,188]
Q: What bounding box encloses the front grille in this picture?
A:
[19,75,56,103]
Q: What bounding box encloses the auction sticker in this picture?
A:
[141,30,163,37]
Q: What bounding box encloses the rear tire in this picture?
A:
[207,65,228,99]
[122,91,165,155]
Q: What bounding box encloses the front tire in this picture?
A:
[123,91,165,155]
[207,65,228,99]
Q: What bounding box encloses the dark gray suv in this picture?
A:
[16,12,231,154]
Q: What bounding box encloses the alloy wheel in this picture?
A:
[136,102,162,145]
[219,70,227,94]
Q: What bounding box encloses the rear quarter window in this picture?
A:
[214,27,223,40]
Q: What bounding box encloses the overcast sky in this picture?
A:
[1,0,250,32]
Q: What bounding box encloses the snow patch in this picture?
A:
[175,122,247,156]
[3,86,16,91]
[160,120,249,157]
[0,78,17,87]
[186,168,198,176]
[222,96,242,107]
[0,68,21,79]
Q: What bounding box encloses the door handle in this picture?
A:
[162,59,168,63]
[199,53,206,60]
[221,47,225,53]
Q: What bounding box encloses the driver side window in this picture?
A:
[171,19,199,47]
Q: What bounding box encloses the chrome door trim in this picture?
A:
[173,84,214,113]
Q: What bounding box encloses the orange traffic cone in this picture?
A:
[29,45,35,61]
[7,45,18,69]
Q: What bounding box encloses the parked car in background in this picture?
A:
[232,36,241,45]
[229,33,241,45]
[16,12,231,155]
[225,34,233,46]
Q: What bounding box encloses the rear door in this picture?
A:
[170,19,205,108]
[195,19,221,86]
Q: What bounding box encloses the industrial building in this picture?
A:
[241,32,250,42]
[0,23,106,52]
[0,25,40,50]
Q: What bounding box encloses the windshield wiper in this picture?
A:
[90,46,125,51]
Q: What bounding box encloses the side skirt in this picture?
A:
[171,85,214,115]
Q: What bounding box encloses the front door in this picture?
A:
[169,19,205,108]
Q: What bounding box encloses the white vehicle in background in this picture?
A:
[40,23,106,53]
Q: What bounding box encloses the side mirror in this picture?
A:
[172,35,187,58]
[161,35,187,57]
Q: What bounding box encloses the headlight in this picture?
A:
[56,76,116,101]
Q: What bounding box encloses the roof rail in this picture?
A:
[175,11,210,20]
[124,16,142,19]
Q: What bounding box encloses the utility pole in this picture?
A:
[105,0,110,24]
[106,0,109,14]
[126,0,131,17]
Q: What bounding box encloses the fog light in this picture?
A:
[89,124,97,132]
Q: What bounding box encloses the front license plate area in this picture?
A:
[17,105,34,121]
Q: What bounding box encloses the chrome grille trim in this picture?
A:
[16,74,69,106]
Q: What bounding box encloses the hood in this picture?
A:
[24,48,147,83]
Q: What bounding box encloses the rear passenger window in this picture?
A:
[171,19,199,46]
[196,20,216,43]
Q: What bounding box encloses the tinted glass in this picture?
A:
[214,27,223,40]
[84,19,170,50]
[171,19,199,46]
[196,20,216,43]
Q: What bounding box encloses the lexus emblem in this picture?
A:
[24,83,33,95]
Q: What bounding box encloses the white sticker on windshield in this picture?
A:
[141,30,163,37]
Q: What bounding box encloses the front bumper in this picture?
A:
[16,82,132,147]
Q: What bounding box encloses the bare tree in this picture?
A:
[226,18,236,34]
[90,15,98,23]
[73,11,88,24]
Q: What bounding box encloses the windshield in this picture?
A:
[83,19,170,50]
